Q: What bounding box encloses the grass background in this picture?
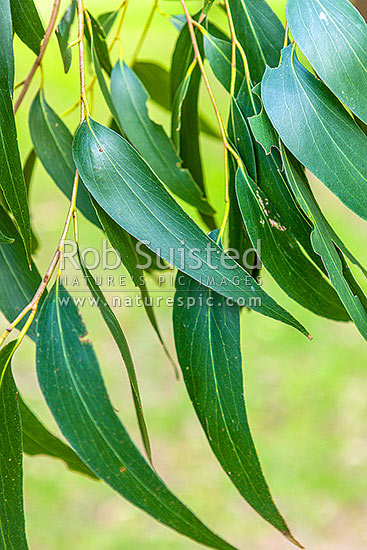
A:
[6,0,367,548]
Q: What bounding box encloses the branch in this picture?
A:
[14,0,61,113]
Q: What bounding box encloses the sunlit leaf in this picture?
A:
[0,342,29,550]
[36,282,238,550]
[19,393,97,479]
[110,61,215,216]
[56,0,76,73]
[73,118,309,336]
[287,0,367,124]
[10,0,44,55]
[262,45,367,222]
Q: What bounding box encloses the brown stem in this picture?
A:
[14,0,61,113]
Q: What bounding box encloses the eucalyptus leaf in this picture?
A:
[287,0,367,124]
[0,342,29,550]
[98,9,119,35]
[0,88,32,262]
[236,167,349,320]
[0,205,42,341]
[10,0,44,55]
[0,0,14,93]
[247,84,278,155]
[85,10,112,75]
[36,282,238,550]
[282,146,367,340]
[262,45,367,222]
[0,230,14,244]
[203,0,215,15]
[227,0,284,83]
[19,393,97,479]
[77,247,153,463]
[110,61,215,216]
[173,245,301,546]
[29,90,100,227]
[56,0,76,73]
[73,118,309,336]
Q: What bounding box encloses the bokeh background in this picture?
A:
[7,0,367,548]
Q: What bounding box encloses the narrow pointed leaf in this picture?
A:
[29,90,100,227]
[98,9,119,35]
[227,0,284,83]
[110,61,215,216]
[0,207,40,341]
[56,0,76,73]
[23,148,40,254]
[1,0,15,93]
[73,118,309,336]
[262,45,367,221]
[282,146,367,340]
[94,203,177,371]
[10,0,45,55]
[36,283,237,550]
[287,0,367,124]
[203,32,244,94]
[19,394,97,479]
[0,88,32,262]
[247,84,278,155]
[0,342,29,550]
[173,257,301,546]
[85,10,112,75]
[77,247,153,463]
[236,167,349,320]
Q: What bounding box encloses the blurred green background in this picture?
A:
[7,0,366,548]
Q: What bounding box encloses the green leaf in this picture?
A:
[226,0,284,83]
[85,10,112,75]
[0,88,32,262]
[262,45,367,222]
[133,61,171,111]
[23,148,40,254]
[0,205,42,341]
[10,0,45,55]
[97,9,119,35]
[173,244,301,546]
[203,32,244,94]
[0,229,14,244]
[0,342,29,550]
[56,0,76,73]
[94,202,177,371]
[19,393,97,479]
[29,90,100,228]
[203,0,215,15]
[36,282,237,550]
[76,246,153,463]
[236,166,349,320]
[73,118,309,336]
[287,0,367,124]
[247,83,278,155]
[1,0,15,93]
[282,146,367,340]
[110,61,215,216]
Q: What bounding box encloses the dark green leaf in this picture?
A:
[94,203,177,370]
[73,118,309,336]
[282,146,367,340]
[98,9,120,35]
[247,84,278,155]
[262,45,367,222]
[36,282,237,550]
[0,342,29,550]
[173,245,301,546]
[19,393,97,479]
[85,10,112,75]
[203,32,244,94]
[236,166,349,320]
[10,0,44,55]
[227,0,284,83]
[0,88,32,262]
[56,0,76,73]
[0,229,14,244]
[0,205,42,341]
[29,90,100,227]
[133,61,171,111]
[110,61,215,216]
[23,148,40,254]
[287,0,367,123]
[76,246,152,463]
[1,0,15,93]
